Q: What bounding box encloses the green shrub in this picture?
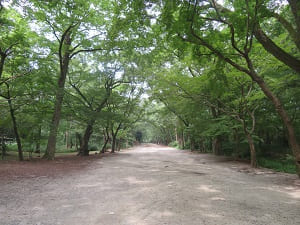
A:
[258,156,296,174]
[88,145,98,151]
[6,143,18,151]
[168,141,179,148]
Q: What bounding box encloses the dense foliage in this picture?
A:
[0,0,299,176]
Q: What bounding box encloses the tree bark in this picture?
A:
[190,137,195,151]
[78,120,95,156]
[234,129,240,159]
[0,53,6,80]
[195,36,300,174]
[75,132,82,151]
[65,131,69,149]
[35,125,42,154]
[246,134,257,168]
[288,0,300,50]
[7,95,23,161]
[44,32,72,160]
[101,136,109,153]
[117,139,121,151]
[111,123,122,153]
[187,5,300,175]
[254,28,300,74]
[212,136,222,155]
[1,137,7,159]
[101,128,109,153]
[111,134,117,153]
[246,59,300,175]
[177,130,183,149]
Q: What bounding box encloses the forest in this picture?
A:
[0,0,299,177]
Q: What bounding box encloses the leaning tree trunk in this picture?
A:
[111,123,122,153]
[246,59,300,176]
[6,84,23,161]
[101,137,109,154]
[78,121,94,156]
[254,28,300,74]
[43,32,71,160]
[7,97,23,161]
[187,26,300,176]
[101,128,109,153]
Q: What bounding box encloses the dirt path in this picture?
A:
[1,144,299,225]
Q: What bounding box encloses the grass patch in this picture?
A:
[258,157,296,174]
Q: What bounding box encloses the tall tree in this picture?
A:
[67,63,123,156]
[22,0,117,159]
[0,6,35,160]
[156,0,300,176]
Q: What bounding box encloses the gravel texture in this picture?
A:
[1,144,299,225]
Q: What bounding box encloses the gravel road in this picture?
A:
[1,144,299,225]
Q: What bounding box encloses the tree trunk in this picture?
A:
[0,54,6,80]
[246,134,257,168]
[78,121,94,156]
[189,20,300,175]
[101,137,109,153]
[246,60,300,176]
[190,137,195,151]
[75,132,82,151]
[111,123,122,153]
[212,136,222,155]
[65,131,69,149]
[234,129,240,159]
[177,131,183,149]
[43,32,72,160]
[35,125,42,154]
[188,31,300,175]
[254,28,300,74]
[111,134,117,153]
[7,97,23,161]
[117,139,121,151]
[43,82,66,159]
[265,131,272,145]
[101,128,109,153]
[1,137,7,160]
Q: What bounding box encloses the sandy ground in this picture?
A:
[0,144,299,225]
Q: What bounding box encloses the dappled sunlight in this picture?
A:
[125,176,151,185]
[125,216,150,225]
[127,144,176,154]
[146,169,161,172]
[284,186,300,198]
[203,213,223,218]
[286,189,300,199]
[75,182,102,188]
[197,185,221,193]
[152,210,175,217]
[211,197,226,201]
[255,186,300,199]
[164,170,180,173]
